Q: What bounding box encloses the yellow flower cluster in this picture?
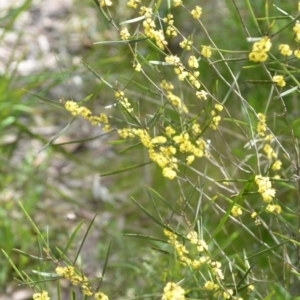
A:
[266,204,282,214]
[223,289,234,299]
[161,80,188,114]
[206,281,239,299]
[204,281,242,299]
[191,122,201,135]
[55,266,109,299]
[271,159,282,171]
[120,27,130,40]
[166,91,188,114]
[254,175,276,203]
[94,293,109,300]
[64,100,111,131]
[203,281,219,291]
[188,55,199,68]
[163,14,177,37]
[115,90,134,113]
[173,132,207,158]
[191,6,202,19]
[247,285,255,293]
[118,128,178,179]
[294,49,300,58]
[140,6,167,50]
[134,62,141,71]
[274,20,300,58]
[196,90,208,100]
[209,104,223,130]
[248,36,272,62]
[33,291,50,300]
[293,21,300,41]
[251,211,261,226]
[201,45,212,58]
[231,205,242,217]
[162,282,185,300]
[164,229,244,298]
[279,44,292,56]
[99,0,112,7]
[256,113,266,136]
[127,0,140,9]
[263,136,281,169]
[257,114,282,171]
[179,39,193,50]
[165,55,181,66]
[164,229,209,269]
[173,0,182,7]
[118,122,207,179]
[160,80,174,90]
[263,143,276,160]
[272,75,286,87]
[165,55,201,89]
[210,116,221,130]
[56,266,91,295]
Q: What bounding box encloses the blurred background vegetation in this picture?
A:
[1,0,300,299]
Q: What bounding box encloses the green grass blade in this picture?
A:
[1,249,27,282]
[71,290,76,300]
[59,219,85,261]
[146,186,180,214]
[247,239,289,259]
[23,89,64,109]
[100,161,152,177]
[18,202,48,247]
[208,177,254,243]
[73,215,97,266]
[244,0,262,35]
[131,197,186,240]
[57,280,61,300]
[97,240,112,290]
[118,142,143,154]
[146,187,163,221]
[12,249,48,261]
[94,37,148,45]
[236,261,256,290]
[38,119,75,153]
[263,291,275,300]
[119,16,144,25]
[81,61,113,89]
[122,233,167,243]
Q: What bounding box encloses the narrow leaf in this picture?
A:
[100,161,152,177]
[236,261,256,290]
[12,249,49,261]
[59,219,85,261]
[131,197,186,240]
[23,89,64,108]
[263,291,275,300]
[146,186,180,214]
[2,249,27,282]
[97,241,112,290]
[149,61,171,65]
[94,37,148,45]
[18,202,48,246]
[32,270,59,278]
[123,233,167,243]
[119,15,145,25]
[73,215,97,265]
[38,119,75,153]
[273,86,298,99]
[57,281,61,300]
[208,177,254,243]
